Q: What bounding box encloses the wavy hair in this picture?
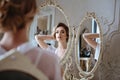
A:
[53,22,69,42]
[0,0,36,33]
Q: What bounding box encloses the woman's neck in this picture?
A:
[0,28,28,51]
[58,41,67,49]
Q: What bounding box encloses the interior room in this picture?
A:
[33,0,119,79]
[0,0,120,80]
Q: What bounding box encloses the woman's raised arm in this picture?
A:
[82,33,99,49]
[35,35,55,49]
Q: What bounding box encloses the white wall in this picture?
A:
[57,0,114,27]
[56,0,120,80]
[37,0,120,79]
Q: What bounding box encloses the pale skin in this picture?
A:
[0,19,62,80]
[0,23,30,51]
[82,33,99,49]
[35,26,68,59]
[0,0,62,79]
[0,21,61,80]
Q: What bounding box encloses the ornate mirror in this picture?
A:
[75,12,103,80]
[29,2,73,65]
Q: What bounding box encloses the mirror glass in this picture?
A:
[37,6,68,35]
[29,5,72,62]
[79,18,100,72]
[75,13,102,78]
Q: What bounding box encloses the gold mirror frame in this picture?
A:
[37,1,74,65]
[75,12,103,80]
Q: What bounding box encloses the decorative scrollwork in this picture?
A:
[75,12,103,80]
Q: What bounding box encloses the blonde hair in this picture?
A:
[0,0,37,33]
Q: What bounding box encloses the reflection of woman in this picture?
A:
[0,0,62,80]
[82,33,100,61]
[80,28,91,57]
[35,22,69,59]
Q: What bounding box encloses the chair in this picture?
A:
[0,49,48,80]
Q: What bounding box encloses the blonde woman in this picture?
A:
[0,0,62,80]
[35,22,69,60]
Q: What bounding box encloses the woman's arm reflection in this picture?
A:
[35,22,69,60]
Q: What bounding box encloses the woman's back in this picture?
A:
[0,0,62,80]
[0,42,62,80]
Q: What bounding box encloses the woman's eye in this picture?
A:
[61,31,65,33]
[56,31,59,33]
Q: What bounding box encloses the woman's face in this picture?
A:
[55,26,67,42]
